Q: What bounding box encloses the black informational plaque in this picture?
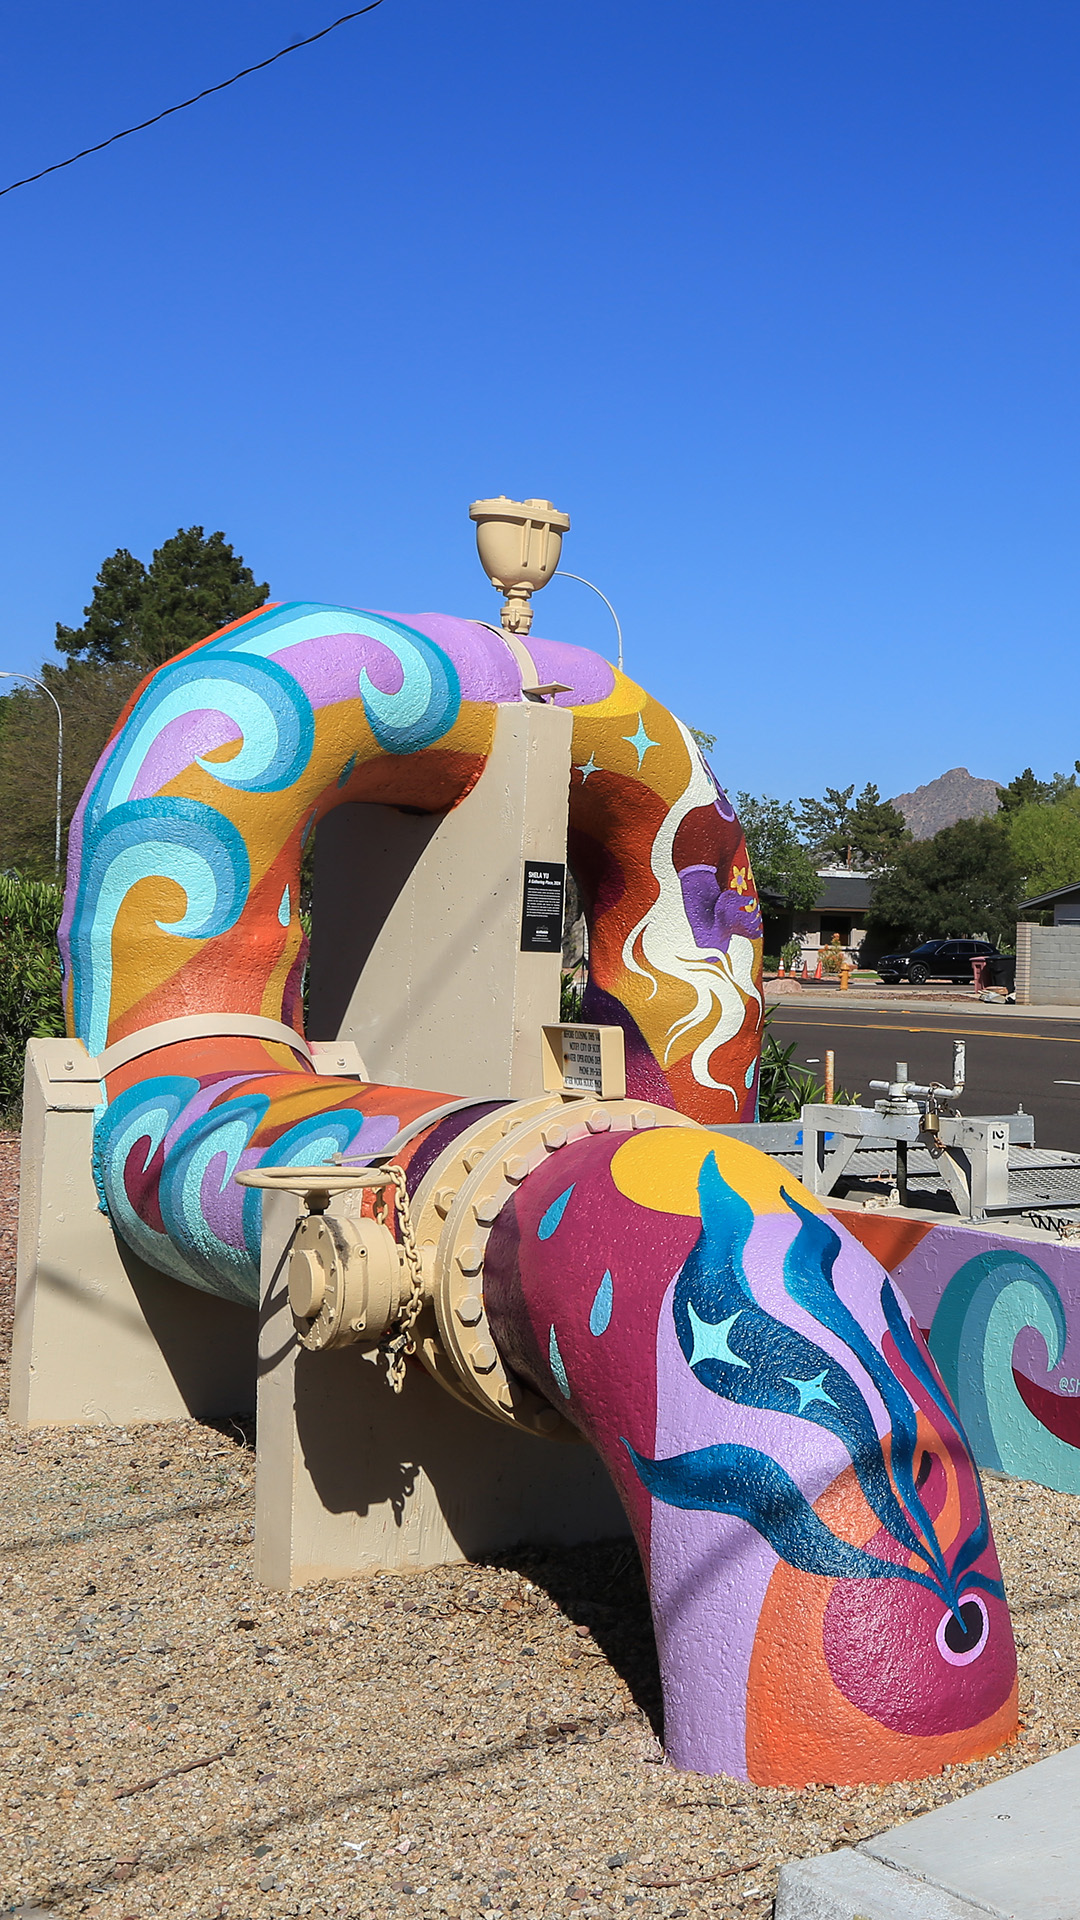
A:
[520,860,566,952]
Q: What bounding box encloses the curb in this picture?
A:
[775,1743,1080,1919]
[775,1849,990,1919]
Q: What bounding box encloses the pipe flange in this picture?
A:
[427,1098,699,1438]
[408,1096,564,1412]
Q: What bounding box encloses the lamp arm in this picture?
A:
[552,571,624,674]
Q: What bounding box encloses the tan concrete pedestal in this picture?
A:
[308,701,573,1099]
[10,1039,255,1429]
[254,1189,628,1589]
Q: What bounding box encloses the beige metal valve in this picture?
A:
[288,1210,404,1351]
[236,1163,412,1354]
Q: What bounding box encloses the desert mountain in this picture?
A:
[890,767,1001,840]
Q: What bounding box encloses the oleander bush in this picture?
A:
[0,874,65,1120]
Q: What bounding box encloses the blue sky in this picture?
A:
[1,1,1077,803]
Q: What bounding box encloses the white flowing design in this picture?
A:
[621,722,762,1099]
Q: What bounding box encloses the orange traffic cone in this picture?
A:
[778,957,785,976]
[801,958,809,981]
[814,952,822,981]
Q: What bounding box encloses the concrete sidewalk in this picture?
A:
[776,1743,1080,1917]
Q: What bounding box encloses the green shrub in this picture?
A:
[560,970,585,1022]
[0,875,65,1121]
[758,1012,859,1121]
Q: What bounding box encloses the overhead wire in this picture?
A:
[0,1,387,199]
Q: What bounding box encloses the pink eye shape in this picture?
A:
[936,1593,989,1666]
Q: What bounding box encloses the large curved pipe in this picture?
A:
[62,603,761,1302]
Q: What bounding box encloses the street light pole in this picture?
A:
[0,672,64,877]
[552,571,624,674]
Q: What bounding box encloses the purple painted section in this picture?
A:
[268,631,408,706]
[374,611,523,704]
[680,866,765,951]
[129,710,241,802]
[524,633,616,707]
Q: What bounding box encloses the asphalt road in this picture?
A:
[766,1001,1080,1154]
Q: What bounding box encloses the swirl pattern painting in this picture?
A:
[62,602,763,1302]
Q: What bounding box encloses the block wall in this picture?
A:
[1015,920,1080,1005]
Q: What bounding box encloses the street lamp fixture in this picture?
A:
[0,671,64,877]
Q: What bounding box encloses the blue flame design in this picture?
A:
[625,1155,1003,1611]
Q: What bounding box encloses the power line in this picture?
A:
[0,1,388,200]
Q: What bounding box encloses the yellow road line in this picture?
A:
[768,1018,1080,1044]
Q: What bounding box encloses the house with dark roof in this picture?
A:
[762,868,875,965]
[1017,882,1080,926]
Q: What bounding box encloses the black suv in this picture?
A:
[877,938,1001,986]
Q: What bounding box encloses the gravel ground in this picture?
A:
[1,1129,1077,1920]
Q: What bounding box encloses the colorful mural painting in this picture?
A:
[57,599,1020,1784]
[64,603,762,1304]
[842,1210,1080,1496]
[485,1131,1018,1783]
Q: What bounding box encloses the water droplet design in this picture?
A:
[337,752,358,789]
[549,1324,571,1398]
[744,1060,756,1089]
[277,885,291,927]
[589,1270,614,1336]
[538,1185,575,1240]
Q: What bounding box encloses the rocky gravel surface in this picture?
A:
[0,1129,1077,1919]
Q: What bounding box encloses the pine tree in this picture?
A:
[55,527,269,669]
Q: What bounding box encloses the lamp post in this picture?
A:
[552,571,624,674]
[0,672,64,877]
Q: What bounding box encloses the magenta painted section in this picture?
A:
[484,1131,701,1553]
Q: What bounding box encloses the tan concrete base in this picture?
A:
[254,1190,629,1589]
[308,701,573,1100]
[10,1039,256,1429]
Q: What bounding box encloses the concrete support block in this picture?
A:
[775,1850,988,1919]
[308,702,573,1101]
[254,1190,628,1589]
[11,1040,255,1428]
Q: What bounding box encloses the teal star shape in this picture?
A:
[576,753,601,781]
[623,713,659,768]
[781,1368,837,1413]
[686,1304,749,1371]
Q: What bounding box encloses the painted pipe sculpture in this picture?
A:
[67,603,761,1303]
[59,600,1017,1782]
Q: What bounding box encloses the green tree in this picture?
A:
[689,726,716,754]
[0,527,270,876]
[797,781,908,869]
[1007,789,1080,898]
[56,526,269,670]
[869,816,1021,947]
[845,783,909,868]
[735,793,820,912]
[997,762,1080,812]
[797,784,856,862]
